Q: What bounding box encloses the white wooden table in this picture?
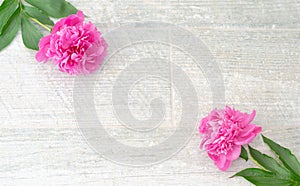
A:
[0,0,299,185]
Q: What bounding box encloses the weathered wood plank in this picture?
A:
[0,0,299,185]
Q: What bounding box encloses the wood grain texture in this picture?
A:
[0,0,299,185]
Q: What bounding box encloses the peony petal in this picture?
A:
[214,154,232,171]
[36,36,51,62]
[76,10,84,19]
[51,18,67,33]
[226,145,241,161]
[235,125,262,145]
[235,133,255,145]
[38,35,51,48]
[239,124,257,137]
[36,50,48,62]
[244,110,256,125]
[219,159,232,171]
[208,152,218,161]
[215,154,226,166]
[199,117,208,133]
[254,126,262,134]
[52,11,84,33]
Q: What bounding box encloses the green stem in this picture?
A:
[18,0,51,32]
[18,0,23,10]
[30,17,51,32]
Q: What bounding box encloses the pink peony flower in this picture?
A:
[199,106,262,171]
[36,11,107,75]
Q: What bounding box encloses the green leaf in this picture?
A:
[233,168,294,186]
[21,15,43,50]
[262,135,300,179]
[24,6,54,26]
[240,146,248,161]
[0,8,20,51]
[0,0,18,34]
[248,145,292,179]
[24,0,77,18]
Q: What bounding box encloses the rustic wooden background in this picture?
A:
[0,0,299,185]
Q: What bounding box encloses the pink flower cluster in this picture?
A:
[199,106,262,171]
[36,11,107,75]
